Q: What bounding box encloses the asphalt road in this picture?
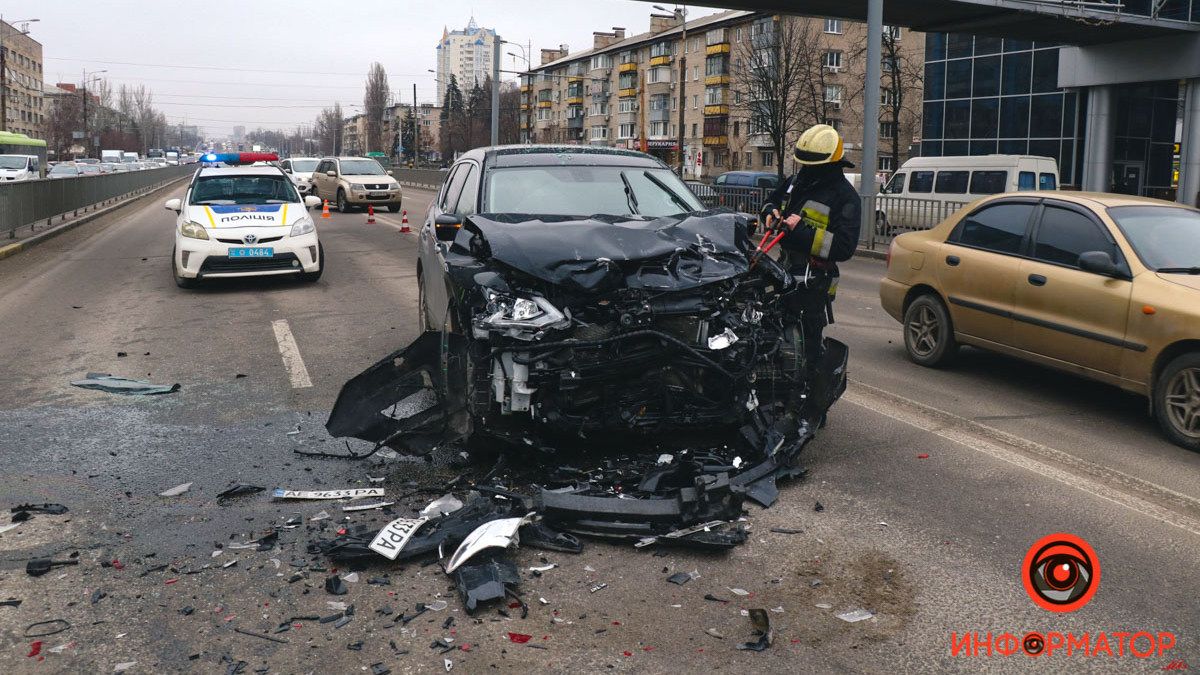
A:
[0,187,1196,673]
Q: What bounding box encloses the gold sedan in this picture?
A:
[880,192,1200,451]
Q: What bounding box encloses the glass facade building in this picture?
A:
[922,34,1082,186]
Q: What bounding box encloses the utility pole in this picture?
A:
[861,0,883,203]
[82,69,89,154]
[413,82,419,166]
[491,31,500,146]
[675,7,688,176]
[1,29,7,132]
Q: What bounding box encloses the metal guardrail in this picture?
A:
[861,195,971,251]
[685,181,767,214]
[389,167,448,190]
[0,165,195,238]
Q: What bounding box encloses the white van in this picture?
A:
[0,154,42,181]
[876,155,1059,234]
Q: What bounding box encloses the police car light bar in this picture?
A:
[202,152,279,165]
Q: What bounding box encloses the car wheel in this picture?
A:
[903,294,957,367]
[172,247,196,289]
[336,189,349,213]
[417,270,430,332]
[300,243,324,283]
[1153,352,1200,452]
[388,203,402,213]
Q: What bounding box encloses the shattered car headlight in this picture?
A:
[509,298,543,322]
[289,217,315,237]
[179,221,209,240]
[477,295,570,339]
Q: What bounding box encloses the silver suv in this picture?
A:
[310,157,402,212]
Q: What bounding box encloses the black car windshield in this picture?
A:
[290,159,319,172]
[484,165,703,217]
[339,159,386,175]
[1107,205,1200,271]
[189,174,299,205]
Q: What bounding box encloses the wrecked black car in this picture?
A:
[327,146,847,463]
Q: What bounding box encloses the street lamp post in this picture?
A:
[505,41,531,144]
[0,17,40,133]
[82,69,107,159]
[655,5,687,176]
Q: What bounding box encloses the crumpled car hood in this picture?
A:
[456,212,751,293]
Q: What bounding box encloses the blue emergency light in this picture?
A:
[202,152,278,165]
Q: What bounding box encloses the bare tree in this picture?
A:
[363,63,390,153]
[730,16,833,177]
[847,26,924,173]
[45,91,82,157]
[315,103,345,155]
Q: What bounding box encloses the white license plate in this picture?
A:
[369,192,388,198]
[369,516,430,560]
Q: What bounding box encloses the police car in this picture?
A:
[165,153,324,288]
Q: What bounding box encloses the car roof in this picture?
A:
[196,166,288,177]
[985,191,1194,210]
[458,144,666,169]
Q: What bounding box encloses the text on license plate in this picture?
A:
[228,247,273,258]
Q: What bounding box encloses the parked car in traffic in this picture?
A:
[876,155,1059,236]
[48,162,84,179]
[310,156,402,212]
[711,171,780,213]
[280,157,319,196]
[880,191,1200,451]
[0,154,43,181]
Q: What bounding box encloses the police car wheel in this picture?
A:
[172,247,197,289]
[300,243,324,283]
[336,189,349,213]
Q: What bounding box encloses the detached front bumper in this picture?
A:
[175,230,320,279]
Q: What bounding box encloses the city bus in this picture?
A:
[0,131,48,180]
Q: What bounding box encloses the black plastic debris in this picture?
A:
[90,589,106,605]
[519,521,583,554]
[347,641,364,651]
[370,664,391,675]
[0,598,21,608]
[26,558,79,577]
[24,619,71,638]
[325,575,348,596]
[334,616,353,629]
[453,557,520,614]
[666,572,691,585]
[10,504,68,516]
[814,502,825,512]
[770,528,803,534]
[70,372,180,395]
[703,594,729,603]
[180,606,195,615]
[737,608,774,652]
[216,484,265,503]
[254,530,279,552]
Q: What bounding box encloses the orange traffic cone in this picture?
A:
[366,205,376,224]
[321,200,331,219]
[399,210,411,234]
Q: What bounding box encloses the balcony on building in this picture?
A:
[704,115,728,146]
[649,40,674,67]
[705,53,730,86]
[705,27,730,55]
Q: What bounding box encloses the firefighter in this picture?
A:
[759,123,862,369]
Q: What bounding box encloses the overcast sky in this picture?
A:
[10,1,721,137]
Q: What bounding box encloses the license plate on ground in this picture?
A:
[228,247,273,258]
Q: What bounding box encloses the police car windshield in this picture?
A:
[339,159,386,175]
[290,160,319,172]
[190,175,299,205]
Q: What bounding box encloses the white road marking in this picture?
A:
[843,380,1200,537]
[271,319,313,389]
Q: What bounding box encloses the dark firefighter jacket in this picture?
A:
[759,162,862,269]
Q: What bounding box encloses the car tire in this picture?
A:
[902,294,957,367]
[388,203,402,213]
[172,247,197,289]
[1153,352,1200,452]
[336,189,349,213]
[300,243,324,283]
[417,270,431,332]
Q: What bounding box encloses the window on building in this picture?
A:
[824,85,843,109]
[880,121,896,137]
[735,27,743,42]
[745,151,753,167]
[733,120,740,136]
[881,88,897,106]
[884,25,902,40]
[618,98,638,113]
[825,118,842,132]
[694,65,699,81]
[648,66,671,83]
[693,94,699,109]
[761,151,774,167]
[590,125,609,141]
[650,120,668,137]
[823,50,843,71]
[878,156,894,172]
[692,123,697,136]
[824,19,842,34]
[619,123,636,139]
[1033,206,1115,267]
[714,152,725,168]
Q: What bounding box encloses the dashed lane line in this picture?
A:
[271,319,313,389]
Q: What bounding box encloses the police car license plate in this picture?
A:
[229,247,273,258]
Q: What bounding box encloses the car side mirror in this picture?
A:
[304,195,321,208]
[164,198,182,212]
[386,169,394,175]
[1078,250,1119,277]
[325,170,336,177]
[435,213,462,241]
[283,168,292,173]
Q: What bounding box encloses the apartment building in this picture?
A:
[436,18,498,104]
[1,19,45,138]
[519,10,924,180]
